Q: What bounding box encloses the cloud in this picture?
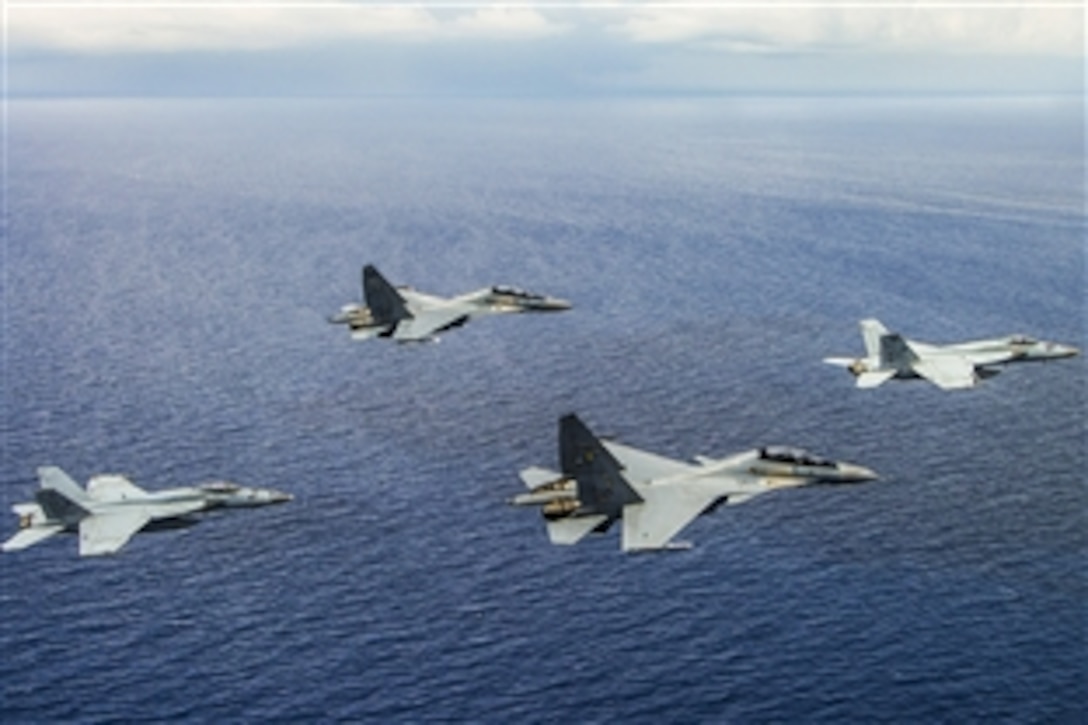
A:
[447,7,568,40]
[611,6,1085,56]
[8,4,566,55]
[13,4,1081,57]
[6,3,1083,96]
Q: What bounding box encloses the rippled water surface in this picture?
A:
[2,97,1084,722]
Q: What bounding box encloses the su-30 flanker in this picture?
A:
[2,467,292,556]
[511,414,877,552]
[825,319,1079,390]
[330,264,571,343]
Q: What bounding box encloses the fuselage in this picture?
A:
[621,446,877,502]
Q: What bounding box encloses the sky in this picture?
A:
[5,1,1085,97]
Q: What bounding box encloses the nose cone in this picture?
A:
[535,297,572,312]
[217,487,293,507]
[835,463,879,483]
[258,488,294,505]
[1023,341,1080,360]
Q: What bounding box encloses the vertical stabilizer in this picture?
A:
[36,467,91,526]
[35,489,90,526]
[362,265,413,324]
[559,414,642,520]
[879,333,918,371]
[860,319,890,360]
[38,466,89,503]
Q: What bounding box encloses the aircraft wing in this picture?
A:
[392,307,471,341]
[79,511,152,556]
[350,327,388,341]
[86,475,147,501]
[398,288,450,308]
[913,356,977,390]
[2,525,64,552]
[519,466,563,489]
[602,440,696,483]
[620,484,723,551]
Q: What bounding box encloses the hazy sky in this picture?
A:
[6,1,1085,97]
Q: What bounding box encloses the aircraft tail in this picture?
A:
[860,319,889,360]
[32,466,91,526]
[35,489,90,526]
[559,414,642,520]
[878,333,918,370]
[362,265,413,324]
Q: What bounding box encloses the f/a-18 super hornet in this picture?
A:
[824,319,1079,390]
[329,264,571,343]
[510,414,877,552]
[2,467,292,556]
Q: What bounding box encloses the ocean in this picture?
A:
[1,96,1084,722]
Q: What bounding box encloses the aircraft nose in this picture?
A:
[837,463,879,482]
[540,297,572,311]
[264,489,293,504]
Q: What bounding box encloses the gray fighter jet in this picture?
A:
[329,264,571,342]
[511,414,877,552]
[2,467,292,556]
[825,319,1079,390]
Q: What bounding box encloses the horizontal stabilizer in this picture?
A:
[546,515,608,545]
[13,502,42,517]
[350,327,388,341]
[519,466,563,490]
[856,370,897,388]
[2,525,64,553]
[823,357,857,368]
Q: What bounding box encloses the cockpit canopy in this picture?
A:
[1009,334,1037,345]
[759,446,835,468]
[491,285,544,300]
[199,481,241,494]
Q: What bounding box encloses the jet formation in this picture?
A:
[329,264,571,343]
[2,467,292,556]
[824,319,1079,390]
[511,414,877,552]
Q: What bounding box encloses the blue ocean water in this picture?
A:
[1,96,1084,723]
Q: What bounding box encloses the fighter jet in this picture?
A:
[510,414,877,552]
[329,264,571,343]
[824,319,1079,390]
[2,467,292,556]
